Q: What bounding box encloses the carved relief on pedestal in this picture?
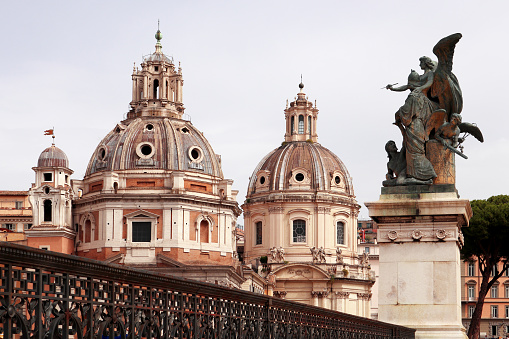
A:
[436,229,449,240]
[458,231,465,248]
[387,230,398,241]
[411,229,423,240]
[273,291,287,299]
[335,291,350,299]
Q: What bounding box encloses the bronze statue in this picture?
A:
[384,33,483,186]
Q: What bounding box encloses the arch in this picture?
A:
[79,213,96,244]
[195,215,215,243]
[200,220,209,243]
[43,199,52,222]
[298,115,304,134]
[153,79,160,99]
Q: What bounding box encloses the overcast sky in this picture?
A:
[1,1,507,221]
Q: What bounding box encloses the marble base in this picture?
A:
[366,189,471,339]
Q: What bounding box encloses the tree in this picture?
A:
[461,195,509,339]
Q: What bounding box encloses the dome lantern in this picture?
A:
[284,81,319,143]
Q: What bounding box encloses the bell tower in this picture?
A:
[284,81,319,142]
[128,26,184,120]
[27,141,75,254]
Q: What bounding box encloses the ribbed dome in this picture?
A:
[86,117,223,178]
[37,145,69,168]
[247,141,354,196]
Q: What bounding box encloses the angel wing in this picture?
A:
[459,122,484,143]
[431,33,463,118]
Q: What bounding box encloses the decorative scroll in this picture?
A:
[0,242,415,339]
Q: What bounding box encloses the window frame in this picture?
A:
[467,262,475,276]
[491,284,499,298]
[255,221,263,246]
[336,221,345,245]
[292,219,306,243]
[43,172,53,182]
[492,305,499,318]
[125,211,158,246]
[468,305,475,318]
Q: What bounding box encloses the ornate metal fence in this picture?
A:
[0,242,415,338]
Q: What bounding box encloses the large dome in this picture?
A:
[247,141,354,196]
[37,145,69,168]
[86,117,223,178]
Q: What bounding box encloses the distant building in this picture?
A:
[242,82,374,316]
[0,191,31,243]
[357,218,377,244]
[462,260,509,338]
[358,236,379,320]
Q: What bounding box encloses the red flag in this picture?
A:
[44,129,54,135]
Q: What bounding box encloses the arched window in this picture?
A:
[308,116,312,134]
[200,220,209,243]
[298,115,304,134]
[113,182,119,194]
[293,219,306,242]
[291,116,295,135]
[255,221,262,245]
[43,200,52,222]
[337,221,345,245]
[153,79,159,99]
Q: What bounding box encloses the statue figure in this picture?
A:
[386,66,439,185]
[269,247,277,262]
[360,252,369,265]
[383,140,407,186]
[277,247,285,262]
[383,33,482,186]
[310,246,319,263]
[436,113,484,159]
[318,247,326,263]
[336,247,343,264]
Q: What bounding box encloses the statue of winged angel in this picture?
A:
[384,33,483,186]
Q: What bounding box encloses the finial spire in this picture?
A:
[299,74,304,92]
[155,21,163,53]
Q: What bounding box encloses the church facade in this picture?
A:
[242,83,374,315]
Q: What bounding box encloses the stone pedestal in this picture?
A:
[366,186,472,339]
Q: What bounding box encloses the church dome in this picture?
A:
[37,145,69,168]
[85,117,223,178]
[245,83,356,201]
[247,141,354,196]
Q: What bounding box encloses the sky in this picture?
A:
[1,1,507,222]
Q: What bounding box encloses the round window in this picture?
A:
[98,146,107,161]
[335,176,341,184]
[146,124,154,131]
[188,146,203,163]
[135,142,155,159]
[141,145,152,156]
[44,187,50,194]
[260,176,266,185]
[295,173,305,182]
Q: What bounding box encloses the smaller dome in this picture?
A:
[37,145,69,168]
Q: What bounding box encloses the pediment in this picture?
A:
[124,209,160,219]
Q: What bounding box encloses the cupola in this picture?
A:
[284,81,319,142]
[127,27,184,120]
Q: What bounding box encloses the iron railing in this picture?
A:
[0,242,415,338]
